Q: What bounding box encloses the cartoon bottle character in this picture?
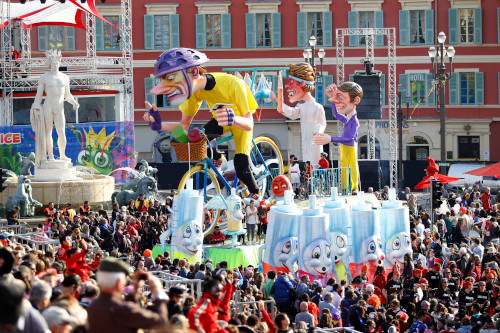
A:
[323,187,351,282]
[205,188,244,232]
[258,190,299,273]
[379,188,412,272]
[289,195,333,285]
[159,180,204,264]
[348,191,385,282]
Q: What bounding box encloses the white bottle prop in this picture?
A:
[258,190,300,273]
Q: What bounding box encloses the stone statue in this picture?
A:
[18,152,35,176]
[120,160,157,192]
[30,50,79,169]
[111,176,158,208]
[6,176,42,217]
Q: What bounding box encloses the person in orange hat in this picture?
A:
[384,267,403,301]
[353,264,369,285]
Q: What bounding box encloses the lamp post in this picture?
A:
[429,31,455,175]
[397,83,404,190]
[303,36,325,78]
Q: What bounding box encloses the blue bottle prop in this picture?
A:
[293,195,333,285]
[323,187,351,282]
[348,191,384,282]
[379,188,412,271]
[159,179,204,264]
[258,190,299,273]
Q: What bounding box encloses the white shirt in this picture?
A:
[331,291,342,310]
[289,163,301,184]
[246,206,257,224]
[417,223,425,238]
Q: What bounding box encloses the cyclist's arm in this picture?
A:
[216,109,254,132]
[159,113,194,132]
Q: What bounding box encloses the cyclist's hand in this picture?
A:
[144,102,163,131]
[215,108,235,126]
[143,102,157,122]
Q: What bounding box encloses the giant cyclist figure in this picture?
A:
[143,48,261,200]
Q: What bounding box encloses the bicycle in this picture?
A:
[177,133,283,238]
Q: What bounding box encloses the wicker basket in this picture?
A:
[170,138,207,161]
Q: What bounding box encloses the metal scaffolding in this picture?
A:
[0,0,134,125]
[336,28,398,189]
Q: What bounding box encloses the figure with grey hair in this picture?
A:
[29,280,52,312]
[30,49,79,168]
[295,302,315,327]
[319,293,335,321]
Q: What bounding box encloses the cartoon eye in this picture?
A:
[196,225,201,234]
[339,96,344,100]
[274,186,278,190]
[326,246,331,258]
[393,238,401,250]
[234,204,240,211]
[313,246,321,259]
[282,241,291,254]
[368,241,376,253]
[281,184,287,188]
[379,240,383,249]
[405,236,411,247]
[167,75,174,81]
[94,152,109,168]
[336,236,345,248]
[183,226,191,238]
[77,150,91,164]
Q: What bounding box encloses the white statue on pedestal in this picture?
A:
[30,50,79,169]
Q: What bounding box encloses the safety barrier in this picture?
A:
[0,224,27,234]
[231,290,276,321]
[13,231,59,251]
[144,271,203,302]
[311,167,352,198]
[315,328,363,333]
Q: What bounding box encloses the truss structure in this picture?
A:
[0,0,134,125]
[336,28,398,189]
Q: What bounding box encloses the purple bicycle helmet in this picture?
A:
[153,48,209,99]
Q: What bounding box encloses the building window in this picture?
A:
[460,9,474,43]
[409,74,426,104]
[410,10,425,45]
[460,72,475,105]
[206,14,221,48]
[406,135,429,160]
[359,11,374,45]
[154,15,170,49]
[256,14,272,47]
[458,136,479,159]
[104,15,121,50]
[48,26,65,50]
[307,12,323,46]
[358,135,381,160]
[154,78,174,109]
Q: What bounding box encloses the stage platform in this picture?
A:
[152,244,260,268]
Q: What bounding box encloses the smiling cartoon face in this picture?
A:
[272,175,292,197]
[178,220,203,256]
[285,78,308,103]
[329,83,362,115]
[273,236,298,268]
[302,239,333,278]
[361,236,385,267]
[385,232,412,266]
[150,70,191,106]
[330,232,349,266]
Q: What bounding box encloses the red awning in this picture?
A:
[464,162,500,177]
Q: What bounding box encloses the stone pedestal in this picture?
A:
[34,160,76,182]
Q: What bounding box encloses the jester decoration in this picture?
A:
[414,156,459,190]
[315,83,362,190]
[144,47,261,201]
[270,63,326,164]
[159,180,204,263]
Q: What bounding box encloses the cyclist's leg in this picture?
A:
[203,118,224,160]
[234,154,259,194]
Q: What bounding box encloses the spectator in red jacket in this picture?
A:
[57,235,72,261]
[319,152,329,169]
[482,188,492,212]
[66,239,101,282]
[188,276,229,333]
[207,226,225,245]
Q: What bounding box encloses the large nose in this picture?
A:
[322,267,326,272]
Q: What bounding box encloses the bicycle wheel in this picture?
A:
[250,137,284,198]
[178,166,222,238]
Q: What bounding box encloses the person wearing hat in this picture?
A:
[435,278,452,305]
[353,264,369,285]
[167,285,186,320]
[383,267,403,302]
[407,269,423,291]
[476,280,490,308]
[482,247,497,270]
[43,306,77,333]
[87,258,168,333]
[424,263,443,291]
[442,269,457,298]
[458,280,475,308]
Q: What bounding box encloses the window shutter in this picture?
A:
[38,26,47,51]
[272,75,279,107]
[448,8,458,45]
[221,13,231,49]
[297,12,307,47]
[246,13,255,48]
[272,13,281,48]
[426,73,435,105]
[498,8,500,45]
[425,9,434,45]
[348,11,358,46]
[349,74,354,82]
[96,19,104,50]
[144,15,154,50]
[196,14,206,49]
[498,72,500,105]
[323,75,334,107]
[375,11,384,46]
[144,78,155,106]
[475,72,484,105]
[118,16,123,50]
[448,72,458,105]
[399,10,408,46]
[381,74,386,106]
[171,14,180,48]
[65,27,75,51]
[323,11,332,47]
[399,74,408,100]
[474,8,482,44]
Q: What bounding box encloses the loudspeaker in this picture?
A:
[358,160,381,192]
[148,162,196,190]
[58,66,68,72]
[353,72,382,120]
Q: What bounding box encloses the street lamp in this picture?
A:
[303,36,325,78]
[397,83,404,190]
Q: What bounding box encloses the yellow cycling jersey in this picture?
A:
[179,72,258,155]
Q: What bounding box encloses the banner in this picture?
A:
[0,121,135,184]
